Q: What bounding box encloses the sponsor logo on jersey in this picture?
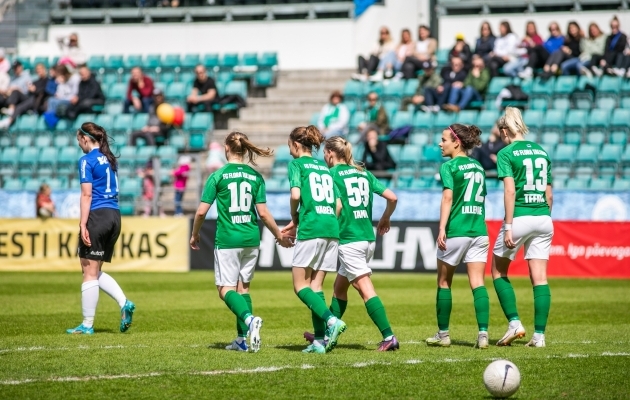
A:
[97,156,109,165]
[81,160,87,178]
[90,250,105,256]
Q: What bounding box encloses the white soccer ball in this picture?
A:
[483,359,521,398]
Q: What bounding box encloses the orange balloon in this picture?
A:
[157,103,174,124]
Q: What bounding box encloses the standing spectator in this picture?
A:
[401,25,438,80]
[57,33,87,69]
[444,55,490,112]
[45,64,79,122]
[591,16,628,77]
[371,28,415,81]
[36,184,56,218]
[186,65,217,112]
[66,65,105,120]
[400,61,442,111]
[173,156,191,216]
[358,92,389,135]
[137,160,162,217]
[471,125,505,171]
[124,67,155,114]
[449,33,473,71]
[561,23,606,76]
[422,56,467,112]
[129,89,171,146]
[475,22,496,64]
[0,48,10,74]
[503,21,543,78]
[317,90,350,138]
[488,21,520,77]
[0,63,51,129]
[205,141,227,174]
[519,22,565,78]
[361,127,396,172]
[542,21,582,78]
[352,27,396,81]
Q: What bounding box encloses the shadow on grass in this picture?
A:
[274,343,368,352]
[93,328,117,334]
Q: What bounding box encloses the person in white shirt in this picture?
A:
[370,29,415,81]
[401,25,438,79]
[46,64,80,116]
[317,90,350,138]
[488,21,520,77]
[353,27,397,81]
[0,48,10,74]
[57,33,87,70]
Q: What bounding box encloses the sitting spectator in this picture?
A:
[542,21,582,78]
[401,25,438,80]
[444,55,489,112]
[0,70,10,114]
[615,42,630,78]
[0,63,51,129]
[503,21,543,78]
[57,33,87,70]
[352,27,396,81]
[129,89,171,146]
[472,125,506,171]
[66,65,105,120]
[562,22,606,76]
[519,22,565,78]
[358,92,389,135]
[186,65,217,112]
[488,21,520,77]
[475,22,496,64]
[0,48,10,74]
[45,64,79,119]
[449,33,473,70]
[371,28,415,81]
[400,61,442,111]
[317,90,350,138]
[361,127,396,172]
[591,16,628,76]
[124,67,155,113]
[36,184,55,218]
[206,141,227,174]
[5,60,32,98]
[422,56,467,112]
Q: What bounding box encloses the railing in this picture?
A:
[436,0,628,15]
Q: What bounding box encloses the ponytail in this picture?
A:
[324,136,364,171]
[225,131,273,166]
[79,122,118,170]
[289,125,326,152]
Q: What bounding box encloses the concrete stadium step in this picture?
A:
[278,69,354,80]
[274,81,347,91]
[265,88,337,99]
[227,121,300,134]
[238,108,313,121]
[247,98,327,107]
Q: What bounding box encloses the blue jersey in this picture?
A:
[79,148,119,210]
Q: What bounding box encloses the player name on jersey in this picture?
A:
[511,149,548,157]
[353,210,369,219]
[461,205,483,215]
[231,215,252,224]
[315,205,335,215]
[524,193,546,203]
[222,171,258,181]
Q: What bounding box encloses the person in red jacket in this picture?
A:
[124,67,154,113]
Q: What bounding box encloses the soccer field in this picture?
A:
[1,271,629,399]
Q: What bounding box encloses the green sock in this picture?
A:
[493,277,520,321]
[365,296,393,339]
[312,291,327,340]
[236,293,252,338]
[436,288,452,331]
[329,297,347,319]
[297,287,334,323]
[472,286,490,332]
[224,291,252,324]
[533,284,551,333]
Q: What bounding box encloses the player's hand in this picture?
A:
[80,225,91,247]
[504,230,516,249]
[437,229,447,251]
[190,234,200,250]
[276,236,294,248]
[376,217,391,236]
[281,220,297,237]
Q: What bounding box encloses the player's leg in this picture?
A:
[308,269,328,347]
[351,274,398,351]
[319,239,347,352]
[466,236,490,349]
[227,281,251,351]
[303,273,349,344]
[67,257,100,334]
[239,248,262,352]
[426,258,456,347]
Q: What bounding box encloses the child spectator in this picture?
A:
[36,184,55,218]
[173,156,191,216]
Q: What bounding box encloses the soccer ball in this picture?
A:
[483,360,521,398]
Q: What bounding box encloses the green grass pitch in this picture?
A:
[1,271,629,399]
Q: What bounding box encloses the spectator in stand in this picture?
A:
[503,21,543,78]
[0,48,10,74]
[422,56,467,112]
[0,70,8,111]
[541,21,582,79]
[444,55,490,113]
[57,33,87,70]
[519,22,565,79]
[124,67,155,113]
[46,64,79,118]
[615,42,630,78]
[362,127,396,172]
[0,63,51,129]
[488,21,520,77]
[206,141,227,174]
[449,33,473,71]
[561,23,606,76]
[66,65,105,120]
[129,89,171,146]
[401,25,438,80]
[173,155,191,216]
[471,125,505,171]
[358,92,389,136]
[475,22,496,65]
[317,90,350,138]
[186,65,217,113]
[36,184,56,218]
[6,60,32,96]
[371,28,415,81]
[591,16,628,77]
[352,26,396,81]
[400,61,442,111]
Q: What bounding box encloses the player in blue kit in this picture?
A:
[66,122,135,335]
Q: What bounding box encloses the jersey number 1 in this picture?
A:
[105,167,119,193]
[522,158,548,191]
[227,181,252,212]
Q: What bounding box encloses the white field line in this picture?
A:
[1,352,628,386]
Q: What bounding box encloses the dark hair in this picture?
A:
[324,136,364,172]
[56,64,71,79]
[480,21,494,37]
[448,124,482,152]
[79,122,118,170]
[401,28,412,43]
[500,21,512,35]
[567,21,583,40]
[224,131,273,166]
[290,125,326,152]
[525,21,538,37]
[330,90,344,103]
[418,25,431,38]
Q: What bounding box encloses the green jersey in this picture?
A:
[439,156,488,238]
[330,164,386,245]
[201,163,266,249]
[288,156,340,241]
[497,141,552,218]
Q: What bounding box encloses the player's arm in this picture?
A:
[79,183,93,246]
[377,189,397,236]
[290,187,301,226]
[190,202,211,250]
[546,185,553,213]
[437,188,453,251]
[502,177,517,249]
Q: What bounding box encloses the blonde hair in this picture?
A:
[225,131,273,166]
[497,107,529,137]
[324,136,364,172]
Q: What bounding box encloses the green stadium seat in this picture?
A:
[390,111,411,129]
[349,111,365,130]
[387,145,402,163]
[131,114,148,131]
[403,80,419,97]
[124,54,143,70]
[165,82,187,103]
[613,179,630,191]
[596,97,617,110]
[552,177,567,190]
[53,119,71,135]
[412,112,434,132]
[73,114,96,130]
[253,70,274,87]
[34,136,52,149]
[0,147,20,177]
[344,101,357,116]
[383,101,398,121]
[397,144,423,173]
[422,145,443,163]
[563,132,581,145]
[575,144,599,166]
[477,110,499,130]
[597,76,621,98]
[16,56,32,70]
[599,143,623,163]
[586,109,611,131]
[105,55,124,71]
[382,81,405,101]
[94,114,114,130]
[224,80,247,99]
[541,132,560,145]
[552,97,570,111]
[189,112,213,133]
[486,77,512,97]
[15,135,32,148]
[178,71,195,85]
[15,114,38,134]
[136,146,157,167]
[589,178,611,190]
[202,53,220,70]
[162,54,181,70]
[100,74,117,86]
[87,55,106,70]
[529,97,548,111]
[610,131,627,145]
[181,54,200,70]
[553,76,577,98]
[523,109,543,132]
[120,177,142,196]
[553,144,576,164]
[23,178,42,192]
[32,56,50,69]
[46,177,65,191]
[543,109,566,133]
[611,109,630,133]
[38,147,58,177]
[2,178,22,190]
[258,52,278,68]
[159,71,176,85]
[434,112,456,128]
[157,145,178,167]
[566,178,589,190]
[220,53,239,70]
[56,147,80,175]
[17,147,39,177]
[108,83,127,101]
[53,135,70,148]
[531,77,555,100]
[395,176,414,188]
[368,82,385,98]
[240,52,258,67]
[577,75,599,90]
[344,80,366,102]
[112,114,133,134]
[143,54,160,71]
[409,133,430,145]
[586,132,606,146]
[455,110,478,125]
[436,49,449,65]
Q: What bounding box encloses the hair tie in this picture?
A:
[79,127,97,141]
[448,125,461,143]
